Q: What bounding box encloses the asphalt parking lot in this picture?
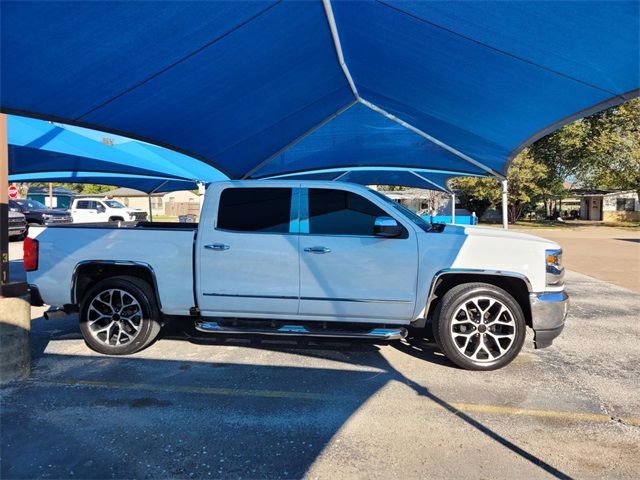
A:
[2,238,640,479]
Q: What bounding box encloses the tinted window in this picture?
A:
[75,201,90,209]
[217,188,292,233]
[308,189,387,236]
[15,199,46,210]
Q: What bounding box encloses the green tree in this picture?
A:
[452,151,548,223]
[451,176,499,219]
[529,98,640,198]
[24,182,113,195]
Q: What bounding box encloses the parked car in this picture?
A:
[70,198,147,223]
[9,199,73,226]
[8,210,27,240]
[25,181,568,370]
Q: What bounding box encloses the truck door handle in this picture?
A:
[304,246,331,254]
[204,243,230,251]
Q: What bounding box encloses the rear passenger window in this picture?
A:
[307,189,387,236]
[217,188,292,233]
[76,201,89,209]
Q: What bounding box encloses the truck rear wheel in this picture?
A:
[433,282,526,371]
[79,276,161,355]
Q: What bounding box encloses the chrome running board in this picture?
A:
[194,321,407,341]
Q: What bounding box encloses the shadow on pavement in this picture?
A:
[1,316,571,479]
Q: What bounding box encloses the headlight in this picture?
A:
[545,248,564,286]
[41,214,51,220]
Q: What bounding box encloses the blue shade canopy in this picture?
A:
[7,115,227,183]
[267,167,471,192]
[1,1,638,180]
[8,172,201,194]
[252,103,487,178]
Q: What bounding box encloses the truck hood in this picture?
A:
[29,208,71,216]
[460,226,560,248]
[445,224,560,249]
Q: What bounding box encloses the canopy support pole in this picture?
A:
[198,182,206,216]
[322,0,359,99]
[147,180,170,222]
[360,99,504,179]
[451,192,456,224]
[322,0,504,181]
[147,194,153,222]
[502,179,508,230]
[0,114,8,284]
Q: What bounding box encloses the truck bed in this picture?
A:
[41,221,198,230]
[28,224,196,315]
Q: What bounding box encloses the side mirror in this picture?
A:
[374,216,402,238]
[96,205,106,213]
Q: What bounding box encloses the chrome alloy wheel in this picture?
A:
[449,296,517,363]
[86,289,143,347]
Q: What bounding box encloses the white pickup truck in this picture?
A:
[70,197,147,223]
[25,181,568,370]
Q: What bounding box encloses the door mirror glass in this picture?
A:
[374,216,402,238]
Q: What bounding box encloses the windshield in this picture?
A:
[15,199,47,210]
[103,200,125,208]
[369,189,433,232]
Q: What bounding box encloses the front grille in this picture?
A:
[131,212,147,221]
[9,218,26,228]
[47,216,73,224]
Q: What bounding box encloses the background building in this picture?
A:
[571,189,639,221]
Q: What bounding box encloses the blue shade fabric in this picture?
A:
[2,1,638,181]
[266,167,474,192]
[8,116,227,183]
[8,172,201,194]
[253,103,487,178]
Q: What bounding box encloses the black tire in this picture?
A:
[108,216,124,223]
[432,282,526,371]
[79,275,161,355]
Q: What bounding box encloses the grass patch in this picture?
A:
[512,220,573,229]
[150,215,179,222]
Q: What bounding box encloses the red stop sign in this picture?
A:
[8,185,18,199]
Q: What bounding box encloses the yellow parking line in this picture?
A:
[448,402,640,427]
[33,378,640,427]
[40,378,333,401]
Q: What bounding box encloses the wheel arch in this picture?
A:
[423,270,532,328]
[71,260,162,309]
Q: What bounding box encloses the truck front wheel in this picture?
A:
[433,282,526,370]
[79,276,161,355]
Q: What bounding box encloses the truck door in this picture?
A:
[197,186,300,316]
[298,187,418,321]
[72,200,99,223]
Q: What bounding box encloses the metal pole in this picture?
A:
[198,182,206,217]
[48,182,53,208]
[450,192,456,224]
[0,114,8,284]
[148,194,153,222]
[501,179,509,230]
